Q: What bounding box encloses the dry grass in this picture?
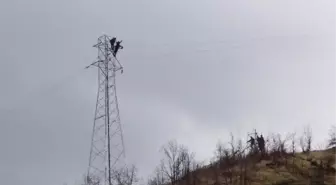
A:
[177,148,335,185]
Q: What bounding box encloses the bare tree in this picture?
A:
[290,132,296,155]
[299,125,313,153]
[214,140,226,161]
[227,135,244,185]
[229,133,243,160]
[327,125,336,148]
[84,174,101,185]
[266,133,293,167]
[269,133,287,154]
[236,144,249,185]
[147,177,159,185]
[148,167,166,185]
[159,140,194,185]
[209,159,221,185]
[160,140,182,185]
[112,164,139,185]
[190,161,203,185]
[215,135,242,162]
[181,147,195,176]
[213,134,246,185]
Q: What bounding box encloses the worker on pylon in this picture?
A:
[248,136,255,149]
[110,37,116,52]
[257,134,265,153]
[113,40,123,57]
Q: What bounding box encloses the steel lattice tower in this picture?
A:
[86,34,125,185]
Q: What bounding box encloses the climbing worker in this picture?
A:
[110,37,116,51]
[258,134,265,153]
[247,136,255,149]
[113,40,123,57]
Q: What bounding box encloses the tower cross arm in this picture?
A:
[85,60,104,69]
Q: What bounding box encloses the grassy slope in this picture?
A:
[180,148,335,185]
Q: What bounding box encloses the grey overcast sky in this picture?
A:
[0,0,335,184]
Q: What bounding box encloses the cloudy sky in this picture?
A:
[0,0,335,184]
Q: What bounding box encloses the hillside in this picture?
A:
[176,147,335,185]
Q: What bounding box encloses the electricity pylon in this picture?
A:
[86,34,125,185]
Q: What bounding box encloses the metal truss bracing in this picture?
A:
[86,35,125,185]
